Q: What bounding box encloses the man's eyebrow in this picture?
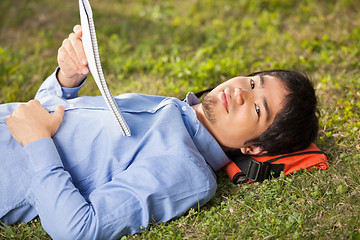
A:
[259,75,271,122]
[259,74,265,86]
[263,97,270,123]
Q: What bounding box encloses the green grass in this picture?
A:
[1,0,360,239]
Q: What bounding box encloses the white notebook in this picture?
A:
[79,0,131,136]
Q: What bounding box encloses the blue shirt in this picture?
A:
[0,69,230,239]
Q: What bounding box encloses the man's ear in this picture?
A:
[240,145,267,155]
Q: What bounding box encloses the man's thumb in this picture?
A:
[53,105,65,124]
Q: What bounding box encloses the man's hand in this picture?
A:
[6,100,65,146]
[57,25,89,88]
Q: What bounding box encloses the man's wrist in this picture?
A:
[56,68,86,88]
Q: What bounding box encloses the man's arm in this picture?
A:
[34,25,89,100]
[6,25,90,146]
[23,148,216,239]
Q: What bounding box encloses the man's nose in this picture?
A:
[234,88,252,105]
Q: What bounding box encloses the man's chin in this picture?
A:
[201,94,217,124]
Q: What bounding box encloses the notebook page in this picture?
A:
[79,0,131,136]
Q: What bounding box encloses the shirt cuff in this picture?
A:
[23,137,63,173]
[61,84,85,99]
[55,67,87,99]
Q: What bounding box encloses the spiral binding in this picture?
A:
[80,0,131,136]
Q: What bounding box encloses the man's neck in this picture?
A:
[192,103,232,153]
[192,104,214,140]
[192,103,204,124]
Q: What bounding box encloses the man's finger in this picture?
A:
[70,34,88,69]
[50,105,65,135]
[5,115,12,123]
[73,25,82,34]
[58,46,79,76]
[61,42,84,75]
[53,105,65,123]
[27,99,41,106]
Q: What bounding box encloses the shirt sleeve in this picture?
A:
[35,67,86,101]
[24,139,217,240]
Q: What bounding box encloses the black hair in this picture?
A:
[196,69,319,155]
[245,69,319,155]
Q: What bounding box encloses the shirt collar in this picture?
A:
[183,92,201,106]
[184,92,231,171]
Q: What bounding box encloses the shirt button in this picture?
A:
[147,109,153,113]
[182,106,187,111]
[69,104,74,108]
[66,93,71,98]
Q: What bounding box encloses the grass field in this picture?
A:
[1,0,360,239]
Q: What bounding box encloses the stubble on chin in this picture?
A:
[201,92,217,124]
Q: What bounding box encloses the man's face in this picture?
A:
[201,74,288,153]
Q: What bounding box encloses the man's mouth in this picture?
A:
[220,89,230,113]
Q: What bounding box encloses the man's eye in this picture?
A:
[255,105,260,117]
[250,79,255,89]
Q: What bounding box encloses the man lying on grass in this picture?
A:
[1,25,318,239]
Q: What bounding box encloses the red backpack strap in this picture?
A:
[223,143,329,184]
[225,154,285,183]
